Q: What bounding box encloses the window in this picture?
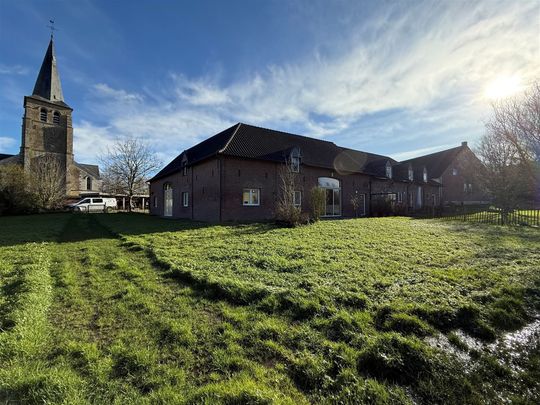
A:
[452,168,458,176]
[293,191,302,207]
[92,198,103,204]
[385,162,392,179]
[153,196,157,208]
[397,192,403,203]
[291,156,300,173]
[318,177,341,216]
[40,108,47,122]
[182,165,188,176]
[86,177,92,190]
[423,167,428,182]
[408,166,414,181]
[182,192,189,207]
[164,183,173,217]
[53,111,60,124]
[464,183,473,193]
[243,188,260,206]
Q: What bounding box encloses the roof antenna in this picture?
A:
[47,19,57,39]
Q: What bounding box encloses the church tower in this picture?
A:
[21,37,78,196]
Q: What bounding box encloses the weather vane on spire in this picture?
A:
[47,19,57,39]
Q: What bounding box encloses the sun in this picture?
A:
[484,75,523,100]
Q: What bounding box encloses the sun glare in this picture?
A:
[484,75,522,100]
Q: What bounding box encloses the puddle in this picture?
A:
[426,316,540,369]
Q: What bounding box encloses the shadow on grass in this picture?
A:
[0,212,274,247]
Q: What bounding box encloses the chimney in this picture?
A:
[461,141,468,147]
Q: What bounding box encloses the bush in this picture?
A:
[0,164,35,214]
[309,187,326,221]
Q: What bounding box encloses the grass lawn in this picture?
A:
[0,213,539,404]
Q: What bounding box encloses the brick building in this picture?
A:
[0,37,102,197]
[401,142,488,205]
[149,123,446,221]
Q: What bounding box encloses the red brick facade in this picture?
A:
[149,155,441,222]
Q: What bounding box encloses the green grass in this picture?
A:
[0,213,539,404]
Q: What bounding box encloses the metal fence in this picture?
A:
[427,207,540,227]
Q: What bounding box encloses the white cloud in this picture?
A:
[74,0,539,164]
[0,136,16,150]
[0,64,28,75]
[391,143,457,162]
[93,83,143,103]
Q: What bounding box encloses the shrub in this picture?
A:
[0,164,35,214]
[309,187,326,221]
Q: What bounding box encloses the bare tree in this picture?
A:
[476,131,531,218]
[478,80,540,214]
[30,154,66,210]
[100,139,161,211]
[276,160,302,226]
[487,80,540,164]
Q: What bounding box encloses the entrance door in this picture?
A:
[319,177,341,217]
[164,184,173,217]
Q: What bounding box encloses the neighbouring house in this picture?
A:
[0,37,102,198]
[400,142,489,205]
[149,123,444,222]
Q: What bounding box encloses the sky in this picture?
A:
[0,0,539,167]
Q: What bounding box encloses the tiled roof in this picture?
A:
[32,38,66,105]
[0,153,14,161]
[75,162,100,179]
[150,123,464,184]
[151,123,396,181]
[0,154,22,165]
[401,146,464,179]
[151,124,239,180]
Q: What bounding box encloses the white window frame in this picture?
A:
[293,190,302,207]
[243,188,260,206]
[452,168,458,176]
[386,163,392,179]
[408,167,414,181]
[423,168,428,182]
[182,191,189,207]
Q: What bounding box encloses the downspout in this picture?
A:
[219,155,223,223]
[368,178,372,216]
[191,164,194,220]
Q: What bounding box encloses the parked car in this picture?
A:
[69,197,117,213]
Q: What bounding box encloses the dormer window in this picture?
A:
[290,148,301,173]
[86,177,92,190]
[385,162,392,179]
[40,108,47,122]
[408,165,414,181]
[181,155,188,176]
[53,111,60,125]
[423,167,428,182]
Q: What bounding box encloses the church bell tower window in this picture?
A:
[40,108,48,122]
[53,111,60,124]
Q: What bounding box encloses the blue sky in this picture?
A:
[0,0,538,166]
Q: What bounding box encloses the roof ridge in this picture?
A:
[218,122,242,153]
[400,145,463,163]
[237,122,338,146]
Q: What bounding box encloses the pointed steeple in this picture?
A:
[32,38,64,102]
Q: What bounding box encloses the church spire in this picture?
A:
[32,38,64,102]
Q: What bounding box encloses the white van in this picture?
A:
[69,197,117,213]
